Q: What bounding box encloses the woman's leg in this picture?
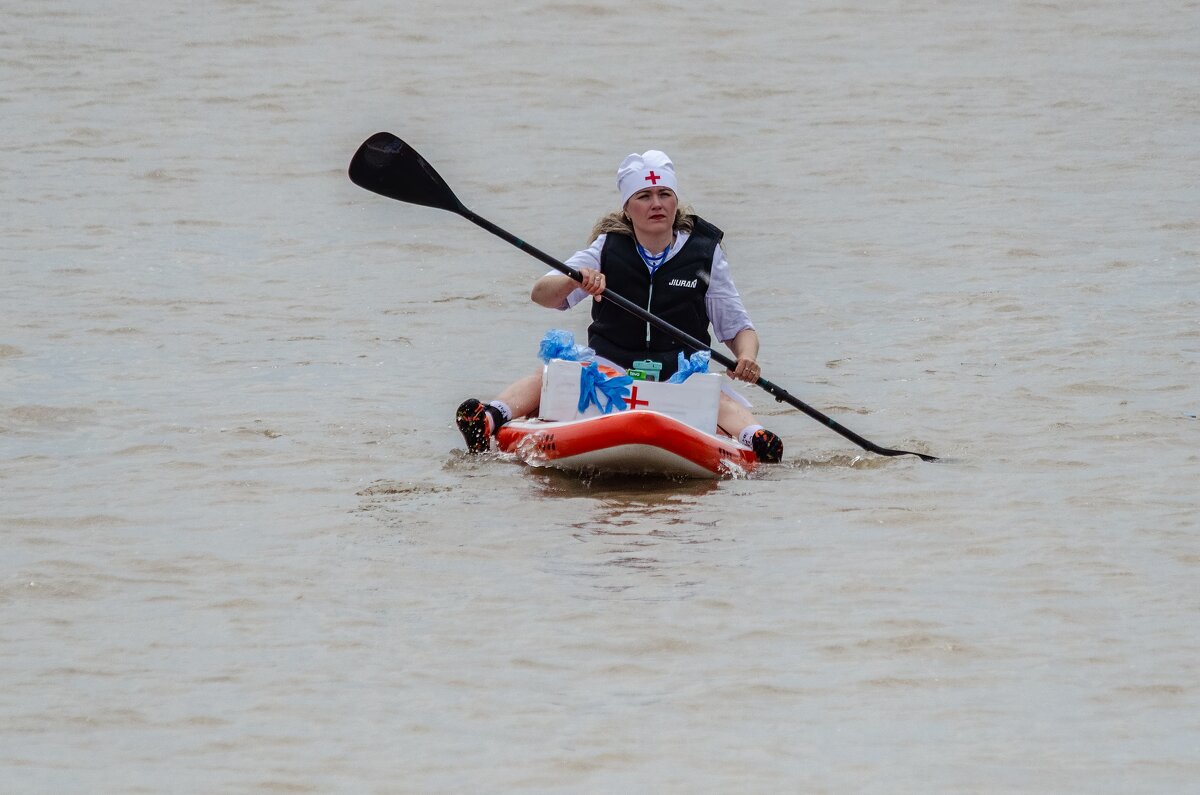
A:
[717,392,755,438]
[494,370,543,420]
[456,368,543,452]
[717,393,783,463]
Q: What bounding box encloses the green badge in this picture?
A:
[631,359,662,382]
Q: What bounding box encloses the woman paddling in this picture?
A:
[456,149,784,463]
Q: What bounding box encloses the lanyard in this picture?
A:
[636,239,671,274]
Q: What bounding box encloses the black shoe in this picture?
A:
[456,399,505,454]
[751,428,783,463]
[456,399,491,453]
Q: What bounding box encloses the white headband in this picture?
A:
[616,150,678,206]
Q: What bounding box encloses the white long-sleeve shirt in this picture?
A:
[548,231,755,343]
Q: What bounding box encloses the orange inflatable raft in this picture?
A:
[494,360,758,478]
[496,411,758,477]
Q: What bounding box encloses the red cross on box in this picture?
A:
[624,385,650,410]
[644,171,661,185]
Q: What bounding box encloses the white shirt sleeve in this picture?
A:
[705,246,755,343]
[545,235,605,310]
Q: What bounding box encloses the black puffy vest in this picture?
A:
[588,216,721,379]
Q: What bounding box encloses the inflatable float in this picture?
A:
[496,358,758,478]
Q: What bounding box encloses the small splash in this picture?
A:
[442,449,505,470]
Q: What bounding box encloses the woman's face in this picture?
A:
[624,187,677,241]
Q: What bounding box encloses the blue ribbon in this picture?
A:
[539,329,595,363]
[666,350,711,383]
[578,361,632,414]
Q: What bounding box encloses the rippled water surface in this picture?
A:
[3,2,1198,792]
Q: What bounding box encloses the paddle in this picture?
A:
[349,132,937,462]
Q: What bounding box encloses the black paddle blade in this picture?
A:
[348,132,465,214]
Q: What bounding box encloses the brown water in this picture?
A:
[3,2,1198,791]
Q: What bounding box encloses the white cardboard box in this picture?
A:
[539,358,721,433]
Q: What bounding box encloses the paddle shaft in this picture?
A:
[460,207,937,462]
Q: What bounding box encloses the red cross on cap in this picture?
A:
[644,171,661,185]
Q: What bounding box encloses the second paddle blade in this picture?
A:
[348,132,464,214]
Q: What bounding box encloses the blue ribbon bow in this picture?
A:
[578,361,632,414]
